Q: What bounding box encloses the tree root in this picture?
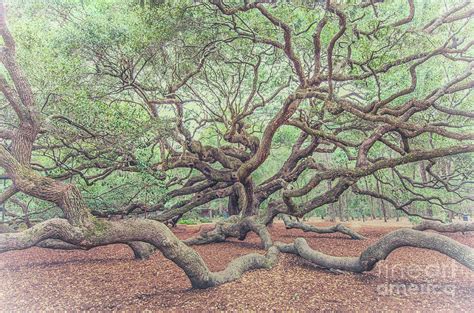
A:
[183,216,273,249]
[276,228,474,272]
[281,215,366,240]
[413,220,474,233]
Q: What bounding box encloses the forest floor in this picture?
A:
[1,221,473,312]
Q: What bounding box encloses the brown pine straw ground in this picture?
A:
[1,220,473,312]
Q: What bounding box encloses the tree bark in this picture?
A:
[0,217,279,289]
[184,215,273,249]
[413,221,474,233]
[276,228,474,272]
[282,215,366,240]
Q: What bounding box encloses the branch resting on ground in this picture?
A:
[183,215,273,249]
[0,217,279,289]
[0,224,157,259]
[1,218,473,288]
[281,215,366,240]
[276,228,474,272]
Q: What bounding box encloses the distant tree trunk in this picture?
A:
[376,180,387,222]
[337,196,344,222]
[419,161,433,217]
[344,192,351,221]
[227,192,240,216]
[364,178,376,219]
[326,180,337,222]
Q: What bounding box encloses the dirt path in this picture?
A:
[0,223,473,311]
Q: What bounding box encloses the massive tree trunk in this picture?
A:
[227,179,257,217]
[227,191,240,216]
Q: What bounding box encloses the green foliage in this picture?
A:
[1,0,472,224]
[177,219,197,225]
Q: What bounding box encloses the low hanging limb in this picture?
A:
[0,223,156,260]
[38,240,156,260]
[39,238,156,260]
[281,215,366,240]
[413,220,474,233]
[276,228,474,272]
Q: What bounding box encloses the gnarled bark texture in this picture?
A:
[281,215,366,240]
[184,215,273,249]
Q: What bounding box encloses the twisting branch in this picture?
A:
[281,215,366,240]
[0,217,279,289]
[277,229,474,272]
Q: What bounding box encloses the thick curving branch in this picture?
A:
[36,239,88,250]
[38,239,155,260]
[276,228,474,272]
[0,217,278,289]
[281,215,366,240]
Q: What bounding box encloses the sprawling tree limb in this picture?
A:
[281,215,366,240]
[277,229,474,272]
[413,220,474,233]
[0,222,157,259]
[0,217,279,288]
[5,218,472,288]
[36,239,88,250]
